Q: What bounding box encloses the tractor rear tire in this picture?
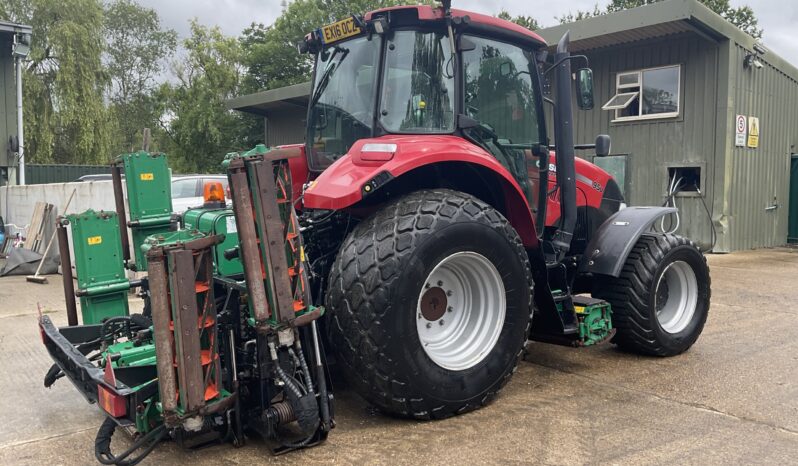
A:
[593,234,710,356]
[326,189,533,419]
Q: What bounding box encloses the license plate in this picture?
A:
[319,17,361,45]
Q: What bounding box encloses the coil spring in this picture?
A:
[269,401,295,424]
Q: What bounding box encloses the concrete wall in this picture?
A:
[0,180,116,237]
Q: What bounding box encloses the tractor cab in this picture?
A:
[302,6,554,206]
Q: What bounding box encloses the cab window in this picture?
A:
[461,36,543,203]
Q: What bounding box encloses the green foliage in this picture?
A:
[2,0,176,164]
[556,4,603,24]
[558,0,762,39]
[497,10,540,31]
[240,0,411,94]
[5,0,112,164]
[104,0,177,153]
[158,21,246,173]
[238,0,415,146]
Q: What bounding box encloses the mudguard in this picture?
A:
[578,206,677,277]
[303,135,539,247]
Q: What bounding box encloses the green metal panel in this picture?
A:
[67,209,129,324]
[789,156,798,243]
[122,152,173,220]
[182,207,242,276]
[548,33,720,250]
[723,43,798,251]
[26,164,111,184]
[120,151,174,270]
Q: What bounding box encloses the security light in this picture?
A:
[12,33,31,58]
[743,53,763,70]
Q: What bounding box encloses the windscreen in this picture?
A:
[307,36,379,171]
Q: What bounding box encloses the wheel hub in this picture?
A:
[654,260,699,334]
[419,287,448,321]
[415,251,506,371]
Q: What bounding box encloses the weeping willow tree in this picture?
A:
[2,0,113,164]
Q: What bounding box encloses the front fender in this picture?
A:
[579,206,678,277]
[303,135,538,247]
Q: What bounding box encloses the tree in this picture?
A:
[104,0,177,153]
[558,0,762,39]
[556,4,603,24]
[240,0,413,94]
[2,0,112,164]
[158,21,246,173]
[497,10,540,31]
[238,0,412,146]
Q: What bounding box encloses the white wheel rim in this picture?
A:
[654,260,699,334]
[416,251,506,371]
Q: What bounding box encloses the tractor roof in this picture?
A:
[364,5,546,47]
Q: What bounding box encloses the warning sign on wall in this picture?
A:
[735,115,747,147]
[747,116,760,148]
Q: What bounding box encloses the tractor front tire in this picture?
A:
[326,189,533,419]
[594,234,711,356]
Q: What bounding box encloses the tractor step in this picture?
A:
[530,296,614,347]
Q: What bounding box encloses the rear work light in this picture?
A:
[98,385,127,417]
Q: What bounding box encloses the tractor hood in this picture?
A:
[302,134,528,211]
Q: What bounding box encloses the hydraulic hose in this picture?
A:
[95,417,166,466]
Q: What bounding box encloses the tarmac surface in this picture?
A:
[0,248,796,465]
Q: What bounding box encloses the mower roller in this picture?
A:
[38,1,711,462]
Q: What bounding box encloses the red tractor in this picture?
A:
[292,2,711,419]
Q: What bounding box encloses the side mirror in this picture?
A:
[576,68,594,110]
[595,134,611,157]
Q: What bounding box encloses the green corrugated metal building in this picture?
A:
[538,0,798,252]
[228,0,798,251]
[1,21,30,186]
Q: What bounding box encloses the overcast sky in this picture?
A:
[137,0,798,66]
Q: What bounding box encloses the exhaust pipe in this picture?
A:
[551,32,577,259]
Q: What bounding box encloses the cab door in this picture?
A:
[460,35,548,210]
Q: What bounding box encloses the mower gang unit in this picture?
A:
[38,1,711,462]
[40,150,333,464]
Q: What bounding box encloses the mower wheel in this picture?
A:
[593,234,710,356]
[326,189,533,419]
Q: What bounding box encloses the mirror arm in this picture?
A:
[544,54,589,76]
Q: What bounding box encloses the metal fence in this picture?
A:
[25,164,112,185]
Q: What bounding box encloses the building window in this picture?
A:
[602,65,681,121]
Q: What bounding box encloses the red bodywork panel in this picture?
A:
[544,156,615,225]
[299,135,615,249]
[364,5,546,46]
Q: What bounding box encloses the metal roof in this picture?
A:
[537,0,798,81]
[228,0,798,114]
[225,81,310,116]
[0,20,32,35]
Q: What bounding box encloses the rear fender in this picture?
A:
[579,206,677,277]
[303,135,539,247]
